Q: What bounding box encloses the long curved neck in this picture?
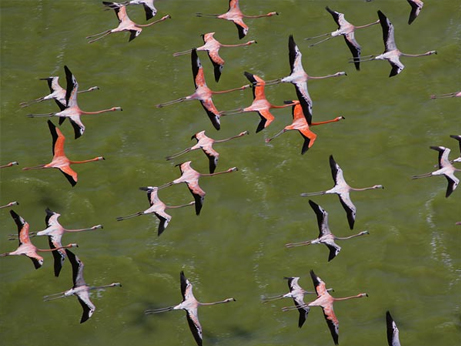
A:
[37,244,76,252]
[334,294,366,301]
[401,51,434,58]
[200,169,234,177]
[199,298,234,306]
[212,84,250,94]
[81,108,117,115]
[355,20,380,29]
[221,41,255,48]
[69,157,102,165]
[66,225,102,232]
[336,232,367,240]
[311,117,342,126]
[167,201,195,209]
[350,186,378,192]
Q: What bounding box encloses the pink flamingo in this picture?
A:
[22,120,105,186]
[145,271,235,346]
[116,186,195,236]
[158,161,238,215]
[27,66,122,139]
[43,249,121,323]
[157,49,250,130]
[0,210,78,269]
[285,200,369,261]
[265,100,344,154]
[174,32,256,82]
[196,0,278,39]
[87,2,170,43]
[166,130,249,173]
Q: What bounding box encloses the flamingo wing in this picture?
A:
[326,243,341,262]
[48,236,66,277]
[59,165,78,187]
[185,308,203,346]
[343,33,361,71]
[154,211,170,236]
[142,1,157,20]
[308,200,332,237]
[256,109,275,133]
[388,58,405,77]
[186,181,205,215]
[77,291,96,324]
[386,311,401,346]
[338,192,356,230]
[199,100,221,131]
[407,0,423,25]
[10,210,30,246]
[298,128,317,155]
[207,50,224,82]
[66,249,87,288]
[321,304,340,345]
[309,270,329,296]
[378,11,397,52]
[325,6,341,27]
[444,174,459,198]
[450,135,461,154]
[64,65,78,108]
[201,147,219,174]
[293,82,313,124]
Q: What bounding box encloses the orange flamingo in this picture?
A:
[221,72,295,133]
[265,100,344,154]
[157,49,250,130]
[285,200,369,261]
[282,270,367,345]
[0,201,19,209]
[43,249,121,323]
[266,35,346,121]
[0,210,78,269]
[122,0,157,20]
[407,0,423,24]
[87,2,170,43]
[305,7,379,71]
[350,11,436,77]
[386,311,401,346]
[431,91,461,99]
[0,161,18,169]
[145,271,235,346]
[196,0,278,39]
[27,66,122,139]
[174,32,256,82]
[412,146,460,197]
[22,120,105,186]
[158,161,238,215]
[20,76,98,108]
[116,186,195,236]
[33,208,102,277]
[166,130,249,173]
[301,155,383,230]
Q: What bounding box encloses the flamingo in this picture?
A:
[350,11,436,77]
[20,76,98,109]
[43,249,121,323]
[266,35,346,121]
[173,32,256,82]
[158,161,238,215]
[407,0,423,25]
[156,49,250,130]
[262,276,329,328]
[386,311,401,346]
[166,130,249,173]
[300,155,384,230]
[87,2,170,43]
[412,146,460,197]
[32,208,102,277]
[122,0,157,20]
[431,91,461,99]
[0,201,19,209]
[145,271,235,346]
[450,135,461,163]
[22,120,105,187]
[305,7,379,71]
[0,161,18,169]
[265,100,344,154]
[285,200,369,261]
[0,210,78,269]
[282,270,367,345]
[27,66,122,139]
[196,0,278,40]
[116,186,195,236]
[220,72,295,133]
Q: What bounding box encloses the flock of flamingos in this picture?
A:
[1,1,460,345]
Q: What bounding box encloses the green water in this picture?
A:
[1,1,460,345]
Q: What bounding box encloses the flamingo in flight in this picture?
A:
[196,0,278,40]
[412,146,460,197]
[158,161,238,215]
[284,270,367,345]
[266,35,346,121]
[285,200,369,261]
[27,66,122,139]
[265,100,344,154]
[350,11,436,77]
[22,120,105,187]
[166,130,249,173]
[386,311,401,346]
[145,271,235,346]
[221,72,295,133]
[20,75,98,109]
[0,201,19,209]
[43,249,121,323]
[87,2,170,43]
[431,91,461,99]
[174,32,256,82]
[32,208,102,277]
[301,155,384,230]
[0,161,18,169]
[407,0,423,25]
[122,0,157,20]
[305,7,379,71]
[156,49,250,130]
[116,186,195,236]
[0,210,78,269]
